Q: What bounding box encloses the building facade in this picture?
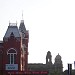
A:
[0,20,29,74]
[0,19,63,75]
[28,51,63,75]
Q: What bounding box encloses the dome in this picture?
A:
[55,53,61,60]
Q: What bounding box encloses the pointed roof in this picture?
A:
[4,24,21,38]
[19,20,26,33]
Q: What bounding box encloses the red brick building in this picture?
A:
[0,20,29,74]
[0,20,48,75]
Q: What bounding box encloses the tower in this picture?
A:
[3,23,21,71]
[54,53,63,73]
[46,51,52,65]
[19,20,29,71]
[0,18,29,74]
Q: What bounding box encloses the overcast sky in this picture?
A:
[0,0,75,71]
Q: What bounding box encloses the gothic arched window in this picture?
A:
[7,48,17,64]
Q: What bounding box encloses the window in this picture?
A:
[11,54,13,64]
[7,48,17,64]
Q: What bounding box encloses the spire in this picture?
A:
[19,12,26,34]
[21,10,24,23]
[58,53,59,55]
[9,20,10,26]
[22,10,23,20]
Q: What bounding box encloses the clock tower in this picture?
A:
[19,20,29,71]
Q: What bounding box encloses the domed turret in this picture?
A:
[55,53,61,60]
[54,53,63,72]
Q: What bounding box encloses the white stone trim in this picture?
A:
[7,48,17,55]
[7,48,17,64]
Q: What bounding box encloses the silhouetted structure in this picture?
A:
[64,69,75,75]
[28,51,63,75]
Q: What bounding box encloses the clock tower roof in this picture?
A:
[19,20,26,33]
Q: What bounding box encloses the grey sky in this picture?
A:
[0,0,75,70]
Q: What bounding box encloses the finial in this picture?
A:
[16,21,17,26]
[9,20,10,26]
[58,53,59,55]
[22,10,23,20]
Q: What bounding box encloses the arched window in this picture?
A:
[7,48,17,64]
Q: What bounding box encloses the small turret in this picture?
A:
[19,18,29,71]
[19,20,26,39]
[55,53,61,62]
[19,20,26,32]
[46,51,52,65]
[54,53,63,73]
